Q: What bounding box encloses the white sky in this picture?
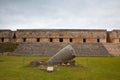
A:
[0,0,120,31]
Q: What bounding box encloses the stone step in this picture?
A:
[103,43,120,56]
[14,43,119,56]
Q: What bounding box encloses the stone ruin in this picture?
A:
[47,45,76,66]
[0,29,120,43]
[30,45,76,72]
[0,29,120,56]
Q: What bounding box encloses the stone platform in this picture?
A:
[14,43,120,56]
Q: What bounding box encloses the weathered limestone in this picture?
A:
[111,39,119,43]
[40,38,49,43]
[63,38,69,42]
[100,39,106,43]
[107,30,120,43]
[53,38,59,42]
[14,43,115,56]
[47,45,76,65]
[103,43,120,56]
[73,38,83,42]
[86,38,97,43]
[0,29,120,43]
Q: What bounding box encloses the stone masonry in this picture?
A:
[0,29,120,56]
[0,29,120,43]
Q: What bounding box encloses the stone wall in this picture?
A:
[0,30,11,43]
[0,29,120,43]
[108,30,120,43]
[15,29,106,38]
[13,29,107,43]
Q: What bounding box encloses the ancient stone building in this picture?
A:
[0,29,120,56]
[0,29,120,43]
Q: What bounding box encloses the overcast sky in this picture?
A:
[0,0,120,31]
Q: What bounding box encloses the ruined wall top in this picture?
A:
[15,29,107,38]
[108,30,120,38]
[17,29,106,32]
[0,29,120,39]
[0,29,120,43]
[0,29,11,38]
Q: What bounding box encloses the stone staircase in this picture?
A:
[14,43,68,56]
[13,43,118,56]
[72,43,111,56]
[103,43,120,56]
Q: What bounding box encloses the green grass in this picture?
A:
[0,56,120,80]
[0,43,18,53]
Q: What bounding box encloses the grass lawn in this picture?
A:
[0,56,120,80]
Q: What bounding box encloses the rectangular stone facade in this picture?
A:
[40,38,49,42]
[86,38,97,43]
[73,38,83,42]
[0,29,120,43]
[0,38,9,42]
[53,38,59,42]
[100,39,106,43]
[63,38,69,42]
[111,38,120,43]
[16,39,23,43]
[26,38,36,43]
[4,38,10,42]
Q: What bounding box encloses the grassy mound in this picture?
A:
[0,56,120,80]
[0,43,18,53]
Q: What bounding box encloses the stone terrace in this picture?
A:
[13,43,118,56]
[103,43,120,56]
